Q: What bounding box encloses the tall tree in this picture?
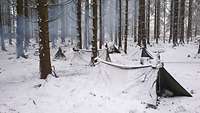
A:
[163,0,166,43]
[91,0,98,64]
[179,0,186,44]
[84,0,89,49]
[146,0,150,44]
[124,0,128,54]
[154,0,160,44]
[48,0,59,48]
[16,0,26,58]
[77,0,82,49]
[118,0,122,49]
[0,0,6,51]
[138,0,146,48]
[37,0,52,79]
[187,0,193,43]
[172,0,179,46]
[134,0,138,43]
[24,0,31,51]
[99,0,103,49]
[169,0,174,43]
[60,0,66,44]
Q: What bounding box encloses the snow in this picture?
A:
[0,41,200,113]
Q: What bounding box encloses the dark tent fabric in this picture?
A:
[141,48,153,59]
[54,47,66,59]
[156,67,192,97]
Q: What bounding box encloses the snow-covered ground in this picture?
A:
[0,41,200,113]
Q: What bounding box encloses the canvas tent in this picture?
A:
[156,67,192,97]
[141,48,154,59]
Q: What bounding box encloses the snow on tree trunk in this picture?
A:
[37,0,52,79]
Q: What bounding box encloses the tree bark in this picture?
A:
[172,0,179,46]
[138,0,146,48]
[37,0,52,79]
[84,0,89,49]
[146,0,150,44]
[169,0,174,43]
[77,0,82,49]
[187,0,193,43]
[124,0,128,54]
[178,0,185,44]
[91,0,98,64]
[118,0,122,49]
[134,0,138,43]
[16,0,25,58]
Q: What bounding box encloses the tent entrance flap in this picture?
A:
[156,67,192,97]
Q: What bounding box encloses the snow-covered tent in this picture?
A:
[98,61,192,106]
[156,67,192,97]
[141,48,154,59]
[129,47,154,61]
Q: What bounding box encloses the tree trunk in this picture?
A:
[16,0,25,58]
[163,0,166,43]
[37,0,52,79]
[0,1,6,51]
[172,0,179,46]
[118,0,122,49]
[138,0,146,48]
[154,0,160,44]
[134,0,138,43]
[99,0,103,49]
[84,0,89,49]
[77,0,82,49]
[24,0,31,52]
[179,0,185,44]
[169,0,174,43]
[91,0,98,64]
[187,0,193,43]
[146,0,150,44]
[124,0,128,54]
[60,0,66,44]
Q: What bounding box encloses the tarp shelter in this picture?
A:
[141,48,154,59]
[156,67,192,97]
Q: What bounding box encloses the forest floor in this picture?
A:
[0,40,200,113]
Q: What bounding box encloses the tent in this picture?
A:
[156,67,192,97]
[141,48,154,59]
